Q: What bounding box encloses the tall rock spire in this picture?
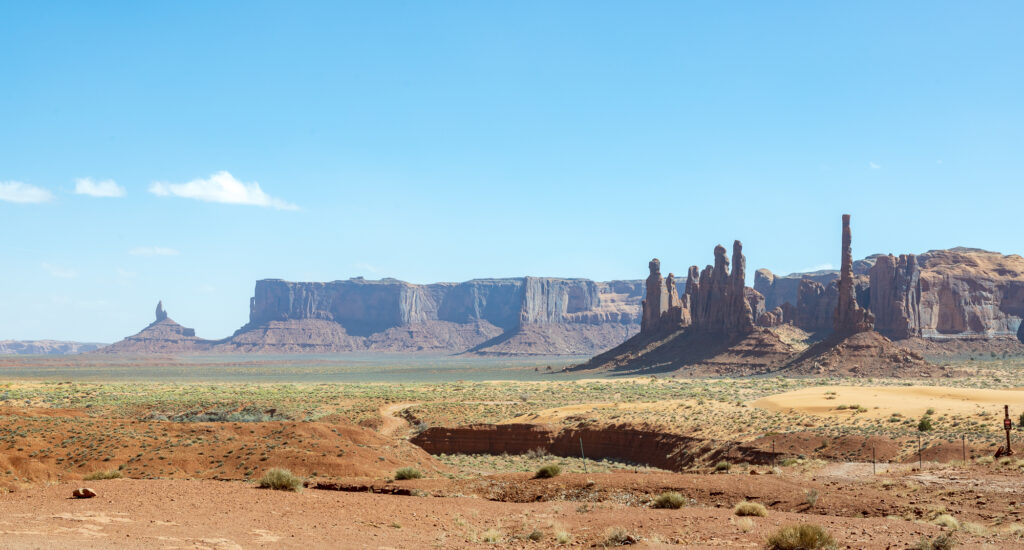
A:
[155,300,168,323]
[641,259,667,333]
[833,214,874,335]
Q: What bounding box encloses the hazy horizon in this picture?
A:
[2,1,1022,342]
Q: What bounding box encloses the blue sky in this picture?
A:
[1,1,1022,342]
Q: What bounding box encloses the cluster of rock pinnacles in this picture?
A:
[641,214,875,338]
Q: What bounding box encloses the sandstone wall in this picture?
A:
[230,276,644,354]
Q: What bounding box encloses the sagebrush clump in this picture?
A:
[535,464,562,478]
[652,491,686,509]
[734,501,768,517]
[258,468,303,492]
[765,524,836,550]
[394,467,423,480]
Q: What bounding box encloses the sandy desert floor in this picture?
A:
[2,469,1023,549]
[3,357,1024,547]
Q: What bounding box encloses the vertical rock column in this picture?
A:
[833,214,875,335]
[641,259,667,333]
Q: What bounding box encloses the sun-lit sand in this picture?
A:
[751,385,1024,419]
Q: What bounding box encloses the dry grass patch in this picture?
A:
[652,491,686,509]
[765,524,836,550]
[258,468,303,492]
[734,501,768,517]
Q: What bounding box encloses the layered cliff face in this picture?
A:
[754,260,875,311]
[0,340,105,355]
[870,248,1024,341]
[226,276,643,354]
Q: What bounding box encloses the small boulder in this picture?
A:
[72,487,96,499]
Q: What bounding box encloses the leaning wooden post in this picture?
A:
[1003,405,1014,456]
[580,437,588,473]
[872,446,876,475]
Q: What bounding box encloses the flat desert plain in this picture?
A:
[2,355,1024,548]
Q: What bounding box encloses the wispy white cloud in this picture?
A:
[149,171,298,210]
[801,263,835,272]
[0,181,53,203]
[75,177,125,198]
[42,262,77,279]
[354,262,382,274]
[129,246,179,257]
[869,161,881,170]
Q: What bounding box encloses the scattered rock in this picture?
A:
[72,487,96,499]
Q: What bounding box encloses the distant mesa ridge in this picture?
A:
[99,277,645,355]
[99,216,1024,357]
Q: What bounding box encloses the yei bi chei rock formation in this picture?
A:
[575,214,939,377]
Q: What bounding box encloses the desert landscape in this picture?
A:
[3,353,1024,548]
[4,3,1024,548]
[2,215,1024,548]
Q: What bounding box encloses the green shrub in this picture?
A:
[734,501,768,517]
[535,464,562,478]
[765,524,837,550]
[652,491,686,509]
[83,470,123,481]
[258,468,303,492]
[715,460,732,472]
[394,467,423,480]
[919,416,934,432]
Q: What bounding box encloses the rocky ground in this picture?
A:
[4,373,1024,547]
[2,466,1023,549]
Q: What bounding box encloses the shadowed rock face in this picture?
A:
[869,254,922,339]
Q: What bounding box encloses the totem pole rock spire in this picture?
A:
[833,214,874,335]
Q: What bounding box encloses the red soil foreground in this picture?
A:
[0,406,440,486]
[3,406,1024,548]
[0,476,1011,549]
